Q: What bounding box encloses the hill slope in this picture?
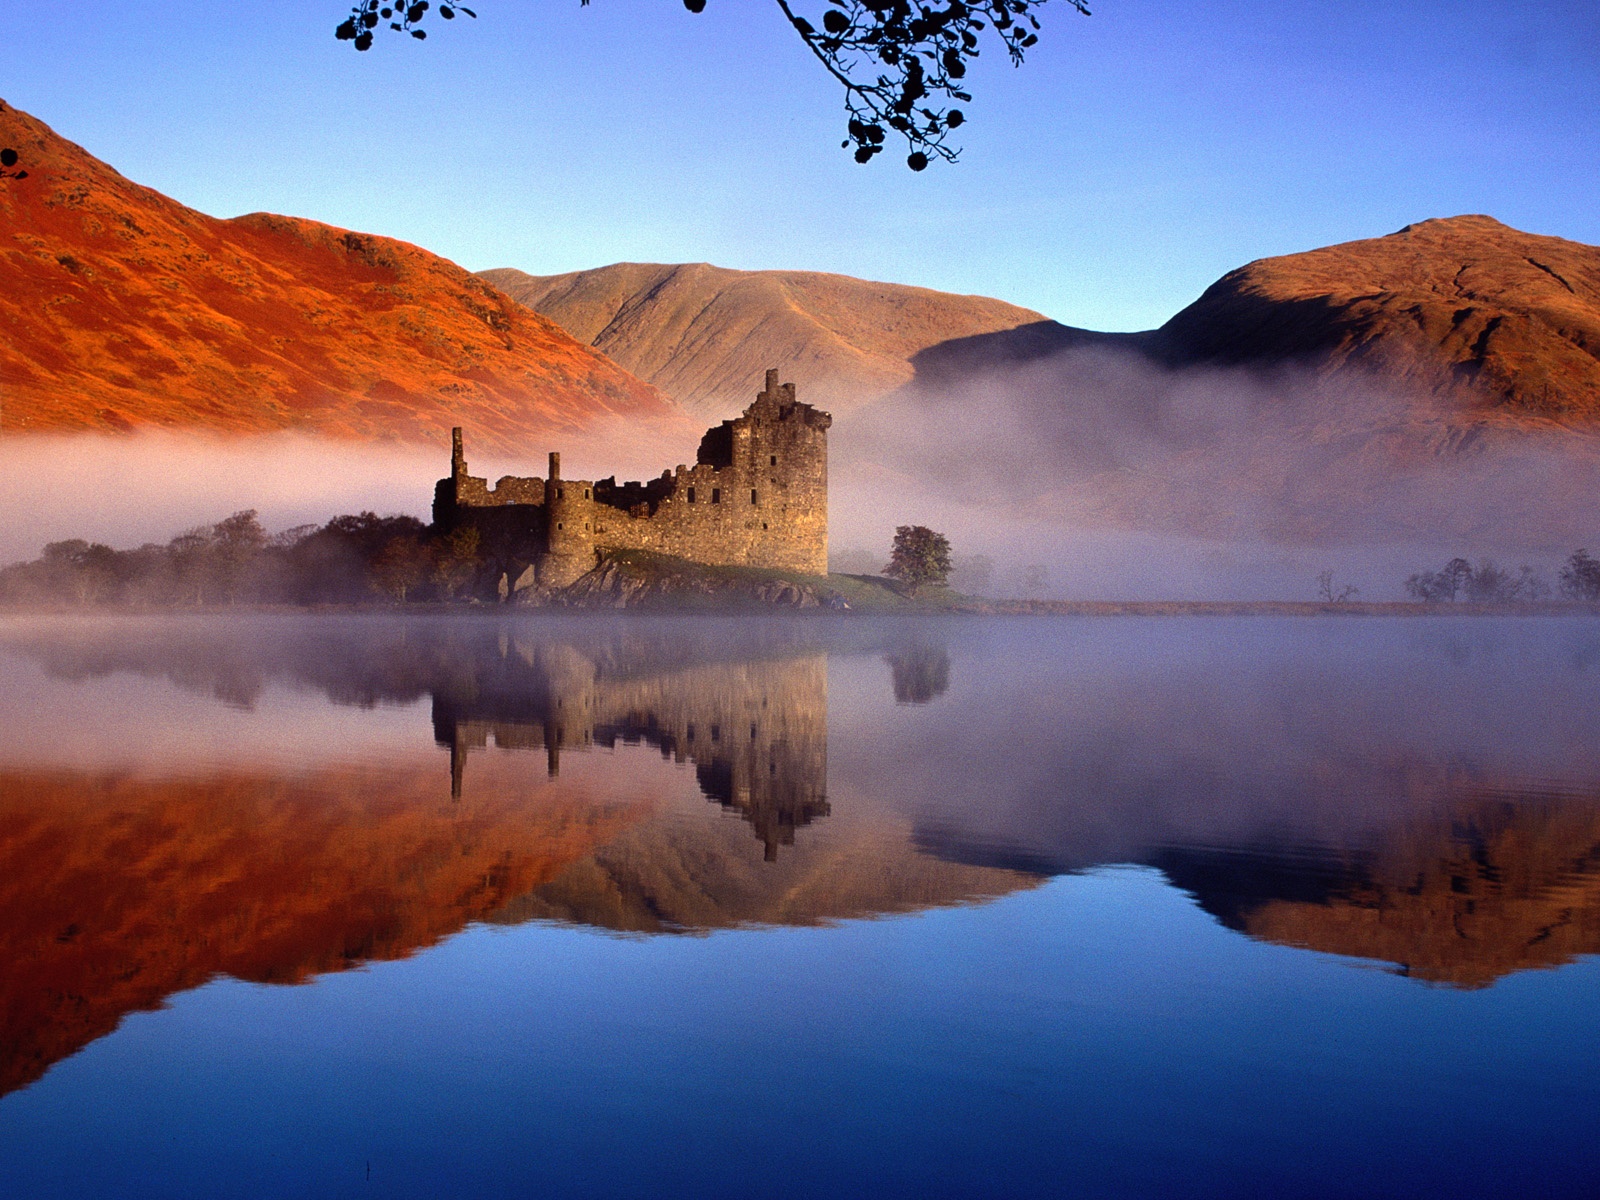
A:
[0,99,689,453]
[900,215,1600,423]
[479,261,1048,418]
[833,216,1600,556]
[1155,215,1600,420]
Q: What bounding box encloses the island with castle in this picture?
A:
[434,369,833,600]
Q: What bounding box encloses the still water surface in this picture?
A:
[1,614,1598,1198]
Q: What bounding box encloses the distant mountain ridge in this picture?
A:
[478,261,1049,418]
[904,215,1600,423]
[0,99,688,453]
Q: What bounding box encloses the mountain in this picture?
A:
[0,99,688,452]
[1155,215,1600,420]
[834,216,1600,555]
[478,261,1048,419]
[900,215,1600,422]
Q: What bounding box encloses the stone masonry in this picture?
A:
[433,369,832,590]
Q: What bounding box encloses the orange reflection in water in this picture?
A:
[0,753,654,1098]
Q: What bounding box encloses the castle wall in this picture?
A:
[436,369,831,588]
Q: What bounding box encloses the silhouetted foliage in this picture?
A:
[885,645,951,703]
[884,524,951,593]
[1315,570,1359,603]
[335,0,474,50]
[281,512,429,604]
[1405,557,1551,604]
[334,0,1084,168]
[0,147,27,180]
[1560,549,1600,602]
[0,511,451,608]
[431,526,483,599]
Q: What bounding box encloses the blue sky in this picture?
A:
[4,1,1596,329]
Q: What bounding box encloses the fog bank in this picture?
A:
[828,346,1600,599]
[0,424,684,564]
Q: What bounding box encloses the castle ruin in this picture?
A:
[434,369,831,592]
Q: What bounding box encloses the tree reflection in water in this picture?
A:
[4,614,1600,1101]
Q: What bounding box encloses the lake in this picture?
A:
[1,613,1597,1198]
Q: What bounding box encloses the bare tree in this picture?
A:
[1315,570,1359,603]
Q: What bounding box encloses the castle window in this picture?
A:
[686,723,695,742]
[712,488,721,504]
[687,487,696,503]
[585,488,590,499]
[750,724,758,740]
[710,724,720,742]
[762,522,768,530]
[557,522,563,530]
[558,487,564,499]
[750,489,758,504]
[770,455,777,466]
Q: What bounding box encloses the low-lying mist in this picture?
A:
[828,345,1600,600]
[0,424,687,566]
[8,344,1600,604]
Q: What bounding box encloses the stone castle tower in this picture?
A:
[434,369,832,591]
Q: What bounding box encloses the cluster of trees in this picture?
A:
[1399,553,1600,604]
[0,512,488,608]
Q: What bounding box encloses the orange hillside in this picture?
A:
[0,99,691,453]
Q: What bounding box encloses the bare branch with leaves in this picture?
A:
[335,0,1085,168]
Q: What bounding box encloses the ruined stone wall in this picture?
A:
[435,369,831,584]
[591,371,830,575]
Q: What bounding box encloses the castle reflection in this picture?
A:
[432,637,830,861]
[4,615,1600,1100]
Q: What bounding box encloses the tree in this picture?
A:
[884,524,951,593]
[432,525,483,599]
[211,510,268,603]
[335,0,1085,169]
[1404,556,1471,603]
[1560,549,1600,602]
[371,534,434,602]
[1315,570,1359,604]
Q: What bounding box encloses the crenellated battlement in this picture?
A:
[433,368,831,596]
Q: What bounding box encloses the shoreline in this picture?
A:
[3,600,1600,618]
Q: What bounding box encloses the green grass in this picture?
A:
[592,549,974,612]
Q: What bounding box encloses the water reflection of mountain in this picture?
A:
[0,618,1041,1098]
[0,757,647,1099]
[6,612,1600,1103]
[1153,789,1600,988]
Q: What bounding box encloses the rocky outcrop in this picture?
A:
[516,552,850,610]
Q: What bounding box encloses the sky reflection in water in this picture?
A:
[1,614,1598,1198]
